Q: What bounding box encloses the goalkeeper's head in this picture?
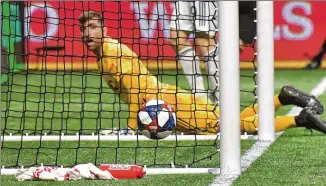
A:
[78,11,107,53]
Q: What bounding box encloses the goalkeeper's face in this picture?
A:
[80,19,107,52]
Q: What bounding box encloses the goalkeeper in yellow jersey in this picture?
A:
[78,11,326,135]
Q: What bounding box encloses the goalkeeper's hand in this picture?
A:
[100,127,136,135]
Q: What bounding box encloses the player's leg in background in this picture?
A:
[305,38,326,69]
[191,1,220,104]
[195,34,245,105]
[192,1,258,104]
[196,34,245,105]
[239,1,256,49]
[169,1,207,100]
[195,33,219,104]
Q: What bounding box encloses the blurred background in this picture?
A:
[2,1,325,85]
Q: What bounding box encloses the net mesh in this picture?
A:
[1,1,256,169]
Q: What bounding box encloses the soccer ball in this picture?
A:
[137,99,176,140]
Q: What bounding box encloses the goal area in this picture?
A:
[1,1,274,180]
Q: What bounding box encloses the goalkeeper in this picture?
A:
[78,11,326,135]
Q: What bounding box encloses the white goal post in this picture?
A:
[1,1,274,177]
[219,1,241,176]
[257,1,275,141]
[218,1,275,178]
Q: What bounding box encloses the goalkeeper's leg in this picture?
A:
[241,85,325,134]
[128,84,324,134]
[156,85,219,134]
[240,95,283,120]
[242,107,326,134]
[164,84,325,134]
[127,92,219,134]
[240,85,324,120]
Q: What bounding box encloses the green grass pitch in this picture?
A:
[1,69,326,186]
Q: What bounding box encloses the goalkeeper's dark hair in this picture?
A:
[78,11,104,26]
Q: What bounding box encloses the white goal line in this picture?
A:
[1,133,257,141]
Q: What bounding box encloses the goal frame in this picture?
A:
[0,1,275,177]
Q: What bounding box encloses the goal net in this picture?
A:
[1,1,267,177]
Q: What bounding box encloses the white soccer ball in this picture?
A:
[137,99,176,140]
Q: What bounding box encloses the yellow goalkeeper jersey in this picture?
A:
[97,37,165,104]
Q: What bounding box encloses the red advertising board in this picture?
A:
[25,1,326,67]
[273,1,326,61]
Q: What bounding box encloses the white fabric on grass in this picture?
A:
[15,163,116,181]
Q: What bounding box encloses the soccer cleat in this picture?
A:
[278,85,324,114]
[305,39,325,70]
[305,60,321,70]
[295,107,326,134]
